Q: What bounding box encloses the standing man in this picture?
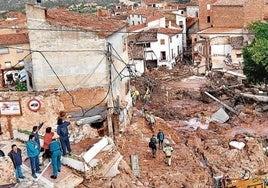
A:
[163,144,174,166]
[148,135,157,158]
[57,116,72,156]
[49,138,62,179]
[42,127,54,162]
[8,144,24,183]
[31,122,44,151]
[26,134,42,179]
[157,129,164,149]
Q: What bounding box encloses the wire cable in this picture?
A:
[0,26,255,35]
[37,51,85,115]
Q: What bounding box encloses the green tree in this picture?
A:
[242,21,268,83]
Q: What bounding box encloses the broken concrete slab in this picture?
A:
[83,136,109,163]
[210,108,229,123]
[229,141,245,150]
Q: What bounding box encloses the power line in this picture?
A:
[0,26,256,35]
[4,46,106,53]
[37,51,85,115]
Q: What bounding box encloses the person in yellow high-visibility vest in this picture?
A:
[142,88,151,104]
[131,89,140,106]
[163,144,174,166]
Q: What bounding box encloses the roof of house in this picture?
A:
[0,11,27,27]
[186,17,198,29]
[164,3,186,9]
[213,0,247,6]
[46,8,127,37]
[157,27,182,36]
[186,0,199,6]
[147,13,164,22]
[0,33,29,45]
[127,23,147,32]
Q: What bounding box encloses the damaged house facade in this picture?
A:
[0,12,31,89]
[192,0,268,74]
[127,9,184,72]
[25,4,131,133]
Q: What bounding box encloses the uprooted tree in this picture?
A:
[242,21,268,84]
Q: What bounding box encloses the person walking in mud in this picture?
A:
[157,129,164,149]
[149,134,157,158]
[163,144,174,166]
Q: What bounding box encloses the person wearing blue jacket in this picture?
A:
[26,134,42,178]
[31,122,44,151]
[49,138,62,179]
[8,144,24,183]
[57,117,72,156]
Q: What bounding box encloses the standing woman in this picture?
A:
[42,127,54,160]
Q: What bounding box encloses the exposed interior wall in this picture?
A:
[26,4,108,91]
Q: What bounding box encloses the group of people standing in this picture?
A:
[8,111,72,182]
[149,129,174,166]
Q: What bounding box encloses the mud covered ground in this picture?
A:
[78,64,268,187]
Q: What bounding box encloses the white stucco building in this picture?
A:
[25,3,130,103]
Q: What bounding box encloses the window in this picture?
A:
[171,49,174,58]
[0,47,9,54]
[160,51,166,60]
[207,16,211,23]
[160,39,165,45]
[236,53,242,58]
[207,4,211,10]
[132,21,134,25]
[145,43,151,48]
[181,11,184,15]
[17,46,23,53]
[138,21,140,24]
[179,21,183,29]
[170,37,172,43]
[176,35,179,38]
[5,61,11,68]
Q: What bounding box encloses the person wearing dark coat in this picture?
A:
[57,117,72,156]
[8,144,25,182]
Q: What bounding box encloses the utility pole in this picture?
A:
[106,43,114,138]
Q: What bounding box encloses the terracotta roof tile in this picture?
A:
[157,27,182,36]
[46,9,126,37]
[186,0,199,6]
[147,13,164,22]
[127,23,147,32]
[0,33,29,45]
[0,11,26,27]
[186,17,198,28]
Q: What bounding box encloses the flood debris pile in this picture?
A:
[113,65,268,187]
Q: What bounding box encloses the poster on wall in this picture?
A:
[0,100,22,116]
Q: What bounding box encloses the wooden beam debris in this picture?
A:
[240,93,268,102]
[204,91,239,115]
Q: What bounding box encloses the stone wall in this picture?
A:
[0,88,106,139]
